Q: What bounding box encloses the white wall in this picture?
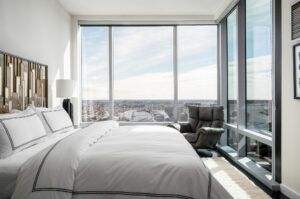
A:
[0,0,71,107]
[281,0,300,198]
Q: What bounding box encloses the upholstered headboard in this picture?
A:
[0,50,48,113]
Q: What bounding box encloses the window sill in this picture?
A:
[223,123,272,146]
[119,122,170,126]
[238,128,272,146]
[216,145,280,191]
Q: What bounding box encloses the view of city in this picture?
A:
[82,100,217,122]
[228,99,272,133]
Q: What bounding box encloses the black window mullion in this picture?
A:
[236,0,247,157]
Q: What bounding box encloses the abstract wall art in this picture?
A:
[0,50,48,113]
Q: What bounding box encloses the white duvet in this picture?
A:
[12,121,232,199]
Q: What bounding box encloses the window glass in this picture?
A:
[81,27,110,122]
[113,27,174,122]
[247,138,272,172]
[177,26,218,121]
[227,10,238,125]
[227,129,239,151]
[246,0,272,133]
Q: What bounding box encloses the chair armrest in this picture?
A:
[168,123,181,131]
[180,123,193,132]
[168,123,193,133]
[198,127,224,135]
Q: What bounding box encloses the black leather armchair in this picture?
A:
[169,106,224,149]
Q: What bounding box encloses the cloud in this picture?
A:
[82,64,217,100]
[227,55,272,101]
[246,55,272,100]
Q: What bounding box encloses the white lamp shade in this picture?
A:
[56,79,75,98]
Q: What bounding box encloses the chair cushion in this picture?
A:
[212,106,224,128]
[197,121,212,128]
[199,107,213,121]
[213,106,224,121]
[188,106,199,119]
[212,120,223,128]
[183,132,198,143]
[188,106,199,132]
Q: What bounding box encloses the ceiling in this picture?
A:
[57,0,234,18]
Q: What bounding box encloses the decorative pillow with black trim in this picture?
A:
[35,106,73,135]
[0,107,47,158]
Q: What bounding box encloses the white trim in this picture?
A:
[71,17,82,126]
[224,123,237,130]
[238,128,272,146]
[291,0,300,6]
[76,15,216,25]
[215,0,240,23]
[280,184,300,199]
[224,123,272,146]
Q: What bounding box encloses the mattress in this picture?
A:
[0,129,79,199]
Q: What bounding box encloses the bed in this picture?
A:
[0,106,232,199]
[0,129,78,198]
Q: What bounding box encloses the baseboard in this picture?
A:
[280,184,300,199]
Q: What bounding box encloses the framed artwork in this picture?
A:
[0,50,48,113]
[292,1,300,40]
[293,43,300,99]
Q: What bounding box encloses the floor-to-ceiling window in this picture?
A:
[177,26,217,121]
[245,0,272,172]
[113,27,174,122]
[81,25,218,123]
[226,9,240,151]
[81,27,109,122]
[220,0,276,179]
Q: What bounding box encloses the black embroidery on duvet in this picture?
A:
[32,136,195,199]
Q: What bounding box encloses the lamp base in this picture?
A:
[63,99,73,123]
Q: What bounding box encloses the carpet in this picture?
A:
[202,157,271,199]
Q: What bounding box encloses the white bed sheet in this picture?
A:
[0,129,79,199]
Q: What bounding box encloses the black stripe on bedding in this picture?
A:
[33,188,194,199]
[207,172,211,199]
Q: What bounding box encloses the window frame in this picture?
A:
[80,24,219,124]
[218,0,282,187]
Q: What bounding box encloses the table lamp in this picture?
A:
[56,79,75,122]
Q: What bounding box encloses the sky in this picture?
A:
[82,26,218,100]
[228,0,272,100]
[81,0,272,101]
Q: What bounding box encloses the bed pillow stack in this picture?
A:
[0,107,47,158]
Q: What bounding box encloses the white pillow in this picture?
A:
[31,106,52,135]
[37,106,73,134]
[0,107,47,158]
